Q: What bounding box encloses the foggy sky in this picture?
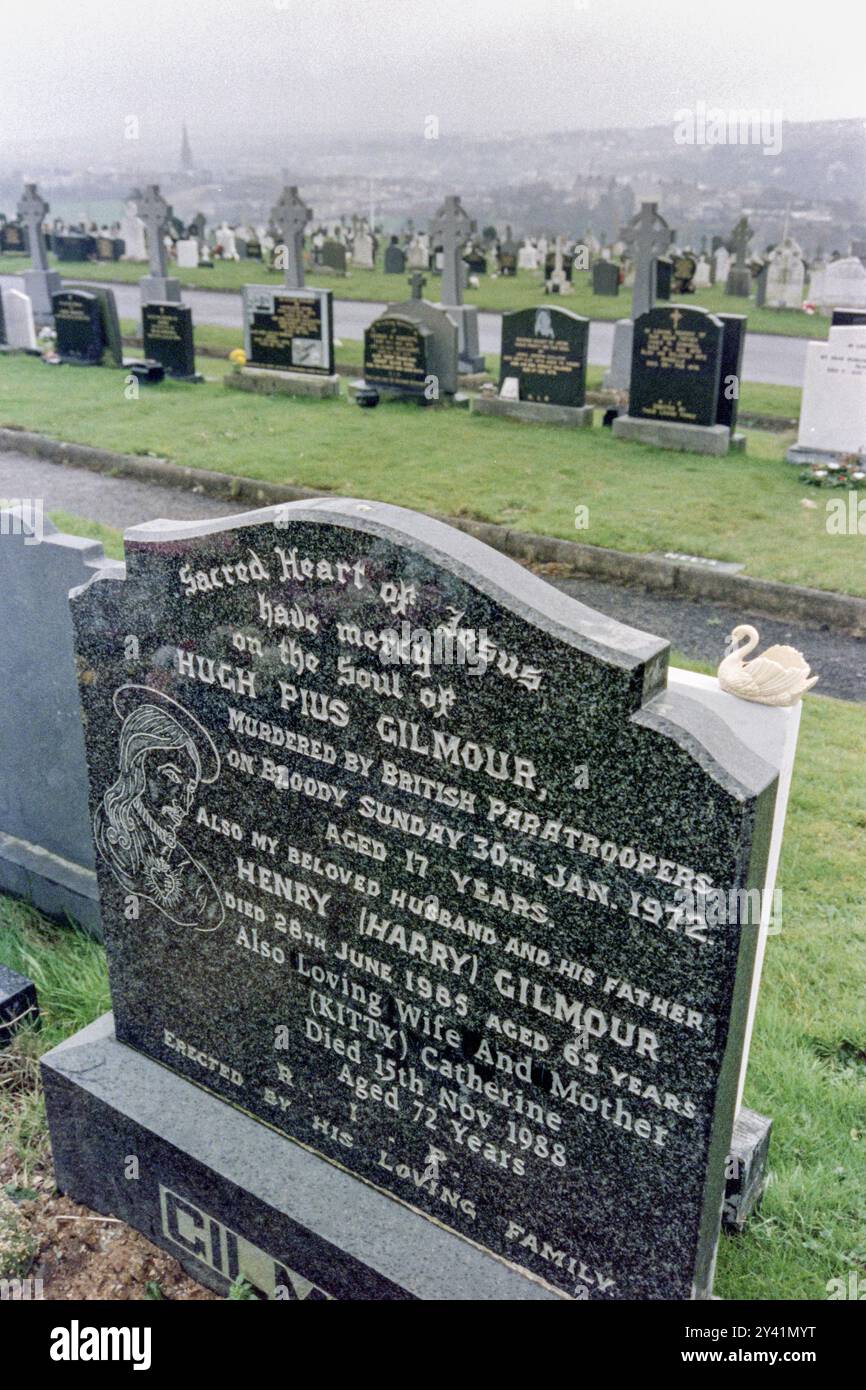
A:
[1,0,863,160]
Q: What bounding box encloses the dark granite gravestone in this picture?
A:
[612,305,732,454]
[65,282,123,366]
[0,290,5,346]
[142,302,198,380]
[715,313,747,435]
[384,238,407,275]
[754,262,768,308]
[0,963,39,1047]
[592,260,620,296]
[499,305,588,405]
[497,235,519,276]
[52,290,106,364]
[629,305,723,426]
[464,248,487,275]
[321,240,348,275]
[354,298,459,402]
[363,315,430,396]
[242,285,334,374]
[544,249,573,281]
[831,308,866,327]
[655,257,673,300]
[45,498,788,1301]
[52,233,95,261]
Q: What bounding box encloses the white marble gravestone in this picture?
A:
[791,326,866,458]
[1,288,37,349]
[176,237,200,269]
[120,202,147,261]
[765,239,805,309]
[815,258,866,311]
[713,247,731,285]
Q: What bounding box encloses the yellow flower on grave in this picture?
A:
[229,348,247,365]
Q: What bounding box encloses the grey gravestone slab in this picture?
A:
[0,509,121,932]
[52,290,106,364]
[375,298,458,397]
[321,241,347,275]
[142,302,198,380]
[1,289,37,350]
[592,261,619,296]
[0,962,38,1047]
[498,306,589,406]
[66,497,780,1300]
[241,285,334,375]
[628,305,724,427]
[66,282,123,366]
[723,1107,772,1233]
[363,314,431,397]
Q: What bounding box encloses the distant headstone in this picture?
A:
[430,195,484,371]
[592,260,620,296]
[726,218,753,297]
[0,508,122,932]
[120,200,148,261]
[65,282,123,366]
[52,290,106,365]
[497,228,519,276]
[270,186,312,289]
[0,221,27,253]
[176,237,200,269]
[45,497,796,1301]
[384,237,406,274]
[654,257,673,299]
[764,240,805,309]
[134,184,182,308]
[321,240,348,275]
[2,288,37,350]
[18,182,61,325]
[787,326,866,463]
[53,233,95,261]
[142,302,199,381]
[352,226,375,270]
[693,256,712,289]
[713,246,730,286]
[814,257,866,311]
[672,254,697,295]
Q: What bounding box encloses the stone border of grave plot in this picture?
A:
[1,425,863,635]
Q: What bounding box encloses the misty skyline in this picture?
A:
[1,0,864,164]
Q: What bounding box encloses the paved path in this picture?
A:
[1,450,859,702]
[0,272,809,387]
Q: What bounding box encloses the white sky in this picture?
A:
[1,0,864,152]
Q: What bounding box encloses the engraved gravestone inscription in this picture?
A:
[71,500,778,1300]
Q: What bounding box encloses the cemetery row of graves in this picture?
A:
[0,180,864,1305]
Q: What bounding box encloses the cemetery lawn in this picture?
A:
[0,356,853,594]
[0,253,831,339]
[1,682,863,1301]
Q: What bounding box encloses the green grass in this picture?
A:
[0,251,831,339]
[48,510,125,560]
[1,678,863,1299]
[1,353,856,593]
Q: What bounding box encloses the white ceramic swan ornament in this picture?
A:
[717,625,818,706]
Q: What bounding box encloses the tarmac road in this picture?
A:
[1,272,810,387]
[1,449,859,702]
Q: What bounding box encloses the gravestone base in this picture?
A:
[22,268,61,327]
[471,397,594,428]
[0,962,39,1048]
[348,379,470,408]
[612,415,732,456]
[224,366,340,399]
[42,1013,560,1302]
[725,270,752,298]
[602,318,633,391]
[723,1108,772,1233]
[139,276,181,309]
[786,443,866,467]
[0,831,100,935]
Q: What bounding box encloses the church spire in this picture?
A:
[180,123,194,172]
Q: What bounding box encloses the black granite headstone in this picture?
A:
[52,290,106,365]
[499,306,589,406]
[143,302,197,380]
[592,261,620,296]
[1,222,28,253]
[0,290,6,346]
[0,962,38,1047]
[242,286,335,375]
[53,233,95,261]
[364,315,430,395]
[715,313,747,433]
[321,241,347,275]
[629,305,724,427]
[66,282,123,366]
[66,499,780,1301]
